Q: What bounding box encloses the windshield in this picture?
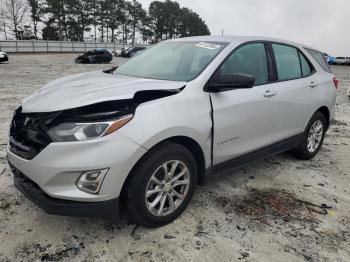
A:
[114,41,228,81]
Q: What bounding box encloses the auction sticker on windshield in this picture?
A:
[195,42,222,50]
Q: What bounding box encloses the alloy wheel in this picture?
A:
[145,160,190,216]
[307,120,324,153]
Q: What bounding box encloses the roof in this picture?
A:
[170,35,321,53]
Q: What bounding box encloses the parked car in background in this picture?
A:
[7,36,337,228]
[0,51,8,63]
[334,57,346,65]
[75,49,113,64]
[345,57,350,65]
[325,54,336,65]
[121,46,147,58]
[114,48,125,57]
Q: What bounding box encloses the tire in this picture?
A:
[126,142,197,228]
[292,112,327,160]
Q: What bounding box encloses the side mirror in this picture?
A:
[205,73,255,92]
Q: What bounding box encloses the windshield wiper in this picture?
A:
[103,66,118,74]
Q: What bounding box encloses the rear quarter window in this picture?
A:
[305,48,332,73]
[299,52,313,76]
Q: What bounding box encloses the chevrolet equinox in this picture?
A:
[7,36,337,227]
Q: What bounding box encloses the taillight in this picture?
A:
[333,77,339,89]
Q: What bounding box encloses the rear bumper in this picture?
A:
[11,164,119,220]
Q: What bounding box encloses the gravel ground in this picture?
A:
[0,54,349,262]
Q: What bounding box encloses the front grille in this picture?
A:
[9,107,52,160]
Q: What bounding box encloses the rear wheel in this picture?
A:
[126,143,197,227]
[292,112,327,160]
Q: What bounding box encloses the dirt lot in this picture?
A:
[0,54,349,262]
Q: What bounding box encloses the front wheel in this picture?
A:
[126,143,197,227]
[292,112,327,160]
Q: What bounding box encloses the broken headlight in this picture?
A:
[48,114,133,142]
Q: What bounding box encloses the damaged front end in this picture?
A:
[75,55,89,64]
[9,88,182,160]
[10,107,53,160]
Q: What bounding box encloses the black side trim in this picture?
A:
[10,164,118,220]
[265,43,277,82]
[209,94,214,166]
[266,43,278,82]
[205,133,303,180]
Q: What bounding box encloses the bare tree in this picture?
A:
[0,1,9,39]
[2,0,29,39]
[128,0,146,46]
[27,0,41,39]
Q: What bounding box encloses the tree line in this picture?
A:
[0,0,210,44]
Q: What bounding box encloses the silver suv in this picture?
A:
[7,36,337,227]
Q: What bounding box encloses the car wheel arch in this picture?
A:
[316,106,330,129]
[118,136,207,205]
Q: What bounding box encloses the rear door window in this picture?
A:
[305,48,332,73]
[272,44,301,81]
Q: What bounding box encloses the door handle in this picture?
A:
[263,90,277,98]
[309,81,318,88]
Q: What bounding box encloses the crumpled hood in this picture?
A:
[22,71,186,112]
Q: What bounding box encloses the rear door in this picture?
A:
[270,43,320,141]
[211,42,278,164]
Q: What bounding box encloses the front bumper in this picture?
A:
[11,164,118,219]
[7,132,147,202]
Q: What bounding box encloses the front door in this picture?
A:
[210,43,277,165]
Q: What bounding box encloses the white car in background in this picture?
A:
[7,36,337,227]
[114,48,125,57]
[334,57,346,65]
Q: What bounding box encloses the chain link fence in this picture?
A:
[0,40,148,53]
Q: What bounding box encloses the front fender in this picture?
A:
[119,91,212,168]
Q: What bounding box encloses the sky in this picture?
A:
[140,0,349,56]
